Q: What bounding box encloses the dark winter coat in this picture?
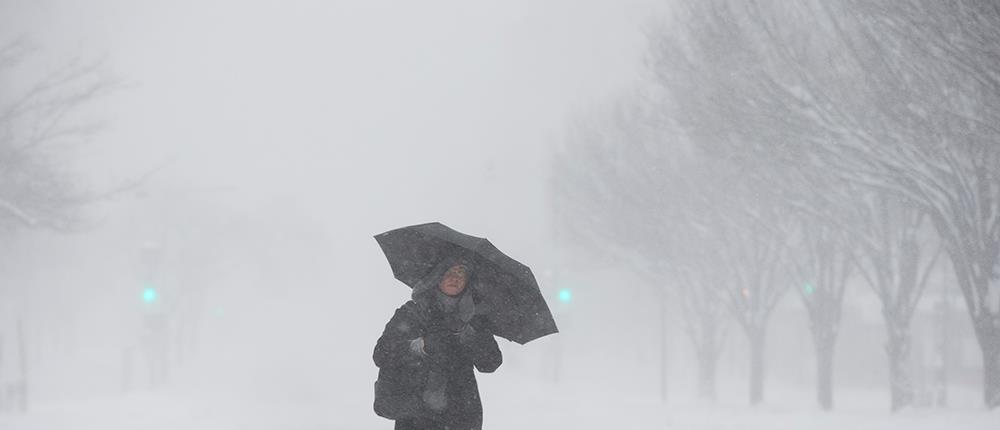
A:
[373,288,502,430]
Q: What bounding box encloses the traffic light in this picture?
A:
[558,288,572,303]
[142,282,158,304]
[803,282,816,296]
[138,241,163,305]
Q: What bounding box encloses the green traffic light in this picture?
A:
[803,282,815,296]
[143,286,158,303]
[558,288,572,303]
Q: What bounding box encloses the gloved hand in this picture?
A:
[457,316,496,346]
[409,337,427,357]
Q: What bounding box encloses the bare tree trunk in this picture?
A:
[681,297,724,402]
[951,249,1000,410]
[806,298,842,411]
[886,325,914,412]
[697,331,719,401]
[814,335,835,410]
[698,355,717,400]
[976,322,1000,409]
[749,328,765,405]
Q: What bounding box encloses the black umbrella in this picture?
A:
[374,222,558,344]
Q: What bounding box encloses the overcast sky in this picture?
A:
[1,1,663,426]
[2,0,665,267]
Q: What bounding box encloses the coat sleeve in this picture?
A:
[373,305,423,369]
[462,316,502,373]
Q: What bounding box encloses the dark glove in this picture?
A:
[457,316,497,347]
[468,315,492,335]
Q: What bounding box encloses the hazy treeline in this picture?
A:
[554,0,1000,411]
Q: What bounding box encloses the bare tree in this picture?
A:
[715,197,792,406]
[657,226,729,401]
[768,1,1000,408]
[847,192,941,411]
[0,37,114,232]
[648,0,1000,409]
[551,93,732,402]
[0,36,115,409]
[644,0,812,405]
[781,217,851,410]
[644,168,732,402]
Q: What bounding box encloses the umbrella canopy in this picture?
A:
[374,222,558,344]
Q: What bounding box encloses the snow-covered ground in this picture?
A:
[3,371,996,430]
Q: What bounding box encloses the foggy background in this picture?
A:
[1,0,997,429]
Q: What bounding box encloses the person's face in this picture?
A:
[438,264,468,296]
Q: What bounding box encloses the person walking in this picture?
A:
[374,256,503,430]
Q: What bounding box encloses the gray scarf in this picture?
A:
[436,288,462,313]
[435,288,475,331]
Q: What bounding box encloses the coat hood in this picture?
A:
[411,254,475,300]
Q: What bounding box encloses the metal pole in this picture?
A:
[935,273,949,407]
[659,286,668,403]
[16,318,28,412]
